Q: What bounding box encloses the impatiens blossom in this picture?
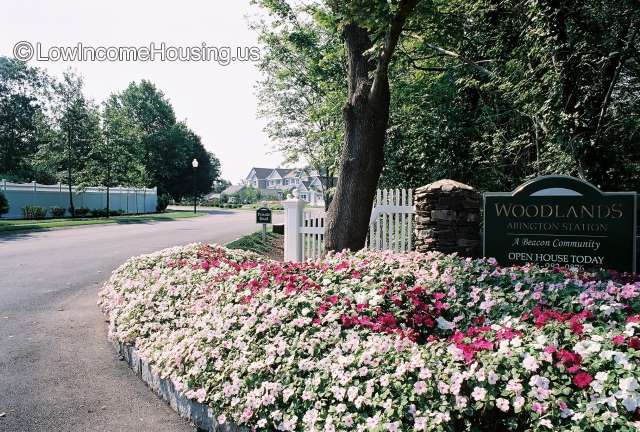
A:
[496,398,509,412]
[522,354,539,372]
[99,244,640,432]
[471,387,487,401]
[573,372,593,389]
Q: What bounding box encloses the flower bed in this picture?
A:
[99,244,640,431]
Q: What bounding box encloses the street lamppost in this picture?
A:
[192,158,199,214]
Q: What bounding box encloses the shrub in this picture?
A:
[0,191,8,217]
[100,246,640,432]
[50,206,66,218]
[73,207,90,217]
[90,208,109,218]
[157,193,171,212]
[21,205,47,219]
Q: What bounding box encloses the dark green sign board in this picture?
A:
[256,207,272,224]
[484,176,637,272]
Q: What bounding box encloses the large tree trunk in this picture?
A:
[325,0,418,251]
[324,24,389,251]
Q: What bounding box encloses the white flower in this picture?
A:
[529,375,550,390]
[513,396,525,413]
[496,398,509,412]
[573,340,601,357]
[414,381,428,395]
[471,387,487,401]
[455,396,468,409]
[622,395,639,412]
[436,316,455,330]
[523,354,539,372]
[595,372,609,382]
[447,344,464,361]
[620,377,639,392]
[414,417,427,431]
[540,419,553,428]
[487,370,499,385]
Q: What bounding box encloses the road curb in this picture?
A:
[112,340,246,432]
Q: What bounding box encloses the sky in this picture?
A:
[0,0,285,184]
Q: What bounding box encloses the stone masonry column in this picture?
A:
[414,179,481,257]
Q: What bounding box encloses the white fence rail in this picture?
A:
[1,180,157,219]
[284,188,415,262]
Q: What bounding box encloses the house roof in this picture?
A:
[247,168,274,180]
[266,168,294,180]
[221,184,245,195]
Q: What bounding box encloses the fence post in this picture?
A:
[283,189,306,262]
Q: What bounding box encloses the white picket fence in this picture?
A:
[284,188,415,262]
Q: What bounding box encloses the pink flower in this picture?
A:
[613,335,626,345]
[532,402,546,414]
[414,380,427,395]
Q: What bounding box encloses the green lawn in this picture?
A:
[226,229,281,255]
[0,211,204,234]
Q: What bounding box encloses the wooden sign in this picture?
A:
[484,176,637,272]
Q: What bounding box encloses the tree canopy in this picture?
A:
[0,58,222,205]
[255,0,640,193]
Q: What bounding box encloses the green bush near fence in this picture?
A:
[73,207,90,217]
[22,205,47,219]
[50,206,65,218]
[0,192,8,217]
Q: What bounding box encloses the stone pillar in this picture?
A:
[414,179,481,257]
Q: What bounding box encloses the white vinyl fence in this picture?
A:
[284,188,415,262]
[1,180,157,219]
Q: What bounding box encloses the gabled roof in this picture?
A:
[298,181,310,192]
[284,169,303,178]
[266,168,294,180]
[247,168,274,180]
[221,184,245,195]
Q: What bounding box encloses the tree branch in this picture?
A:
[595,26,637,141]
[423,43,494,77]
[370,0,420,101]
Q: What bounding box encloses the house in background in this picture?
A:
[242,167,335,207]
[245,168,274,189]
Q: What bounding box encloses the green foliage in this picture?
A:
[73,207,90,217]
[0,57,52,182]
[254,0,640,193]
[255,3,343,195]
[156,193,171,212]
[0,59,223,203]
[226,230,281,255]
[21,205,47,219]
[50,206,65,218]
[0,191,8,216]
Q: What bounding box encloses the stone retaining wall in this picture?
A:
[113,340,245,432]
[414,179,481,257]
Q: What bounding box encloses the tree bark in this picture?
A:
[66,126,75,217]
[325,0,418,252]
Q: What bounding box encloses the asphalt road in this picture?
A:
[0,209,281,432]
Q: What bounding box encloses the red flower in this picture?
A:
[573,372,593,389]
[556,350,582,374]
